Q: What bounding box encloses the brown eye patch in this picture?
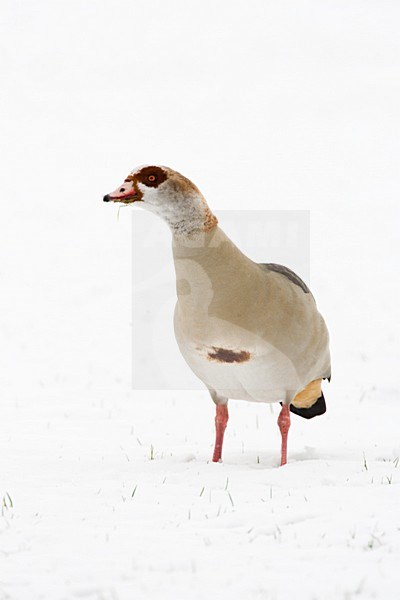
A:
[136,166,168,188]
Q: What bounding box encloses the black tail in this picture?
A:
[289,392,326,419]
[281,392,327,419]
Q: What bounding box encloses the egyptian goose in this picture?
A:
[104,165,331,466]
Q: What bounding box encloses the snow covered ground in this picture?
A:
[1,387,400,600]
[1,1,400,599]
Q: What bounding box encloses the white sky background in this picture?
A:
[1,1,400,599]
[1,0,399,394]
[0,0,399,392]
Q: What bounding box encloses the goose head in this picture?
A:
[103,165,217,236]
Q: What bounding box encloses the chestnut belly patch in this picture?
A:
[207,347,251,364]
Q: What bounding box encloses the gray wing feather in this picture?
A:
[259,263,311,294]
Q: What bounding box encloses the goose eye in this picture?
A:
[148,175,156,182]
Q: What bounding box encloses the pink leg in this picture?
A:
[277,404,291,466]
[212,404,229,462]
